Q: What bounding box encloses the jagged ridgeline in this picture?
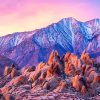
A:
[0,18,100,68]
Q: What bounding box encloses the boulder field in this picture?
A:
[0,50,100,100]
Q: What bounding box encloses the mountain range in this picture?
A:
[0,17,100,69]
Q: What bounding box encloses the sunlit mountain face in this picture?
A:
[0,18,99,68]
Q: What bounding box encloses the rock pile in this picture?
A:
[0,50,100,99]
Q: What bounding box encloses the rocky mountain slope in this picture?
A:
[0,17,100,68]
[0,50,100,100]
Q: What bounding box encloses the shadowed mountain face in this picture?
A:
[0,17,100,68]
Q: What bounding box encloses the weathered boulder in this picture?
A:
[72,75,87,93]
[11,68,20,78]
[1,86,12,94]
[48,50,59,65]
[29,64,49,82]
[81,51,94,66]
[3,94,15,100]
[29,71,41,82]
[10,75,28,86]
[48,50,64,76]
[46,63,61,78]
[4,67,12,76]
[63,52,71,62]
[21,66,35,74]
[54,80,67,92]
[82,65,100,84]
[43,76,61,91]
[36,62,46,71]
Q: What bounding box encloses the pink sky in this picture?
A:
[0,0,100,36]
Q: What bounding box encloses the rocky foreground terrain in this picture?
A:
[0,50,100,100]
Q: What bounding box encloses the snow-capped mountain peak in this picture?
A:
[0,17,100,67]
